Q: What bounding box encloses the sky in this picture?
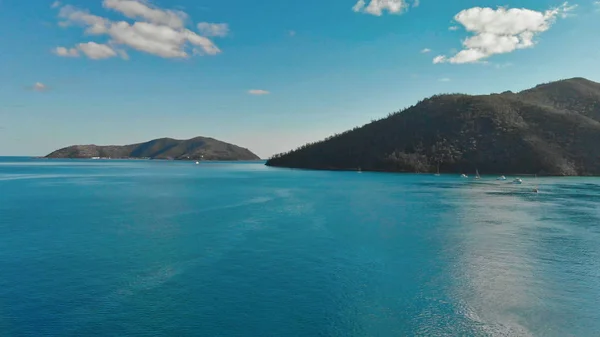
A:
[1,0,600,158]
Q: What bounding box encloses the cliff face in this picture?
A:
[266,78,600,176]
[46,136,261,161]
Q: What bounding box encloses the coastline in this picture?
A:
[35,156,266,162]
[263,163,591,177]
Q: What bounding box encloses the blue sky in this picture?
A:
[1,0,599,158]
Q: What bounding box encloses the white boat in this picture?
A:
[497,175,507,181]
[513,178,523,184]
[434,164,440,176]
[461,174,468,178]
[195,161,200,165]
[475,169,481,180]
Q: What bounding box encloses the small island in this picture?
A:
[46,136,261,161]
[266,77,600,176]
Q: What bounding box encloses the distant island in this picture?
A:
[46,136,261,161]
[266,77,600,176]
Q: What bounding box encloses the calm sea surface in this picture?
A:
[1,157,599,336]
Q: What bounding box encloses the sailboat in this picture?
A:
[475,168,481,180]
[434,163,440,176]
[532,174,539,193]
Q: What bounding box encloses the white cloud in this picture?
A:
[33,82,48,92]
[352,0,414,16]
[54,46,80,57]
[103,0,187,29]
[449,25,459,31]
[421,48,431,53]
[107,21,218,58]
[197,22,229,37]
[58,5,111,34]
[438,78,451,82]
[248,89,270,95]
[432,55,446,64]
[51,1,61,9]
[54,0,222,60]
[77,42,118,59]
[353,0,367,12]
[434,2,576,64]
[54,43,128,60]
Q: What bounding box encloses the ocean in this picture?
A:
[1,157,599,336]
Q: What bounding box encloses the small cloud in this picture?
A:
[51,1,61,8]
[288,30,296,37]
[421,48,431,53]
[438,78,451,82]
[352,0,414,16]
[558,3,578,17]
[34,82,48,91]
[77,42,118,60]
[432,55,446,64]
[29,82,49,92]
[449,25,459,31]
[54,42,127,60]
[197,22,230,37]
[248,89,270,95]
[413,0,420,7]
[54,46,80,57]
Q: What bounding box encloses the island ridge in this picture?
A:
[267,77,600,176]
[46,136,260,161]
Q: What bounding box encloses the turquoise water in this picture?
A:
[1,157,599,336]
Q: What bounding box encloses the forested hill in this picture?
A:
[266,77,600,176]
[46,136,260,161]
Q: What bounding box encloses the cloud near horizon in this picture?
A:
[352,0,419,16]
[53,0,226,60]
[248,89,270,95]
[433,2,576,64]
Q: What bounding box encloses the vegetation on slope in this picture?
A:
[266,78,600,176]
[46,136,260,161]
